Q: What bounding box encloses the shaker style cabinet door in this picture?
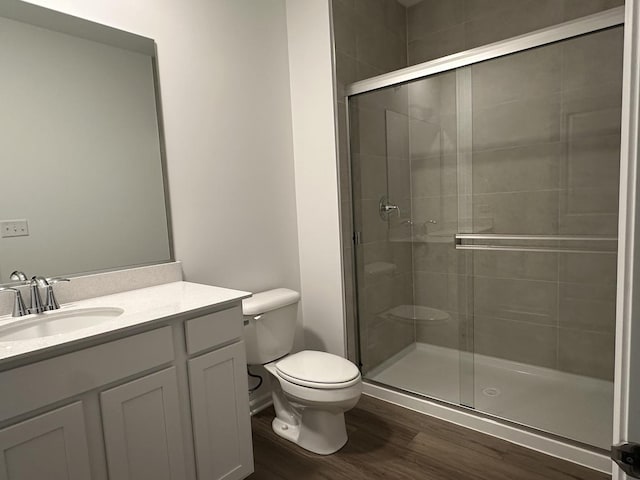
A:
[100,367,187,480]
[189,342,254,480]
[0,402,92,480]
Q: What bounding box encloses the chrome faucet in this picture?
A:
[0,270,29,317]
[1,272,70,316]
[29,276,47,314]
[0,287,27,317]
[27,276,70,313]
[43,277,70,310]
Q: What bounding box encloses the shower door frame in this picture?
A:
[346,7,624,97]
[344,5,627,471]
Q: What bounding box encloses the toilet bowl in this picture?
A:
[264,350,362,454]
[242,289,362,455]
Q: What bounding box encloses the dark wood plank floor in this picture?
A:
[248,394,610,480]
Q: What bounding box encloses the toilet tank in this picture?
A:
[242,288,300,365]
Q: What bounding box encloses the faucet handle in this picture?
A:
[10,271,28,282]
[379,196,401,220]
[0,287,28,317]
[31,276,49,287]
[43,278,70,311]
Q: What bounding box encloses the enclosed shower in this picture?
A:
[346,9,622,452]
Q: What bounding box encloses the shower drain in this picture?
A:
[482,387,501,397]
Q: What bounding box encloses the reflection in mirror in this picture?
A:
[0,1,172,283]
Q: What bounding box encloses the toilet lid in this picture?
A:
[275,350,360,388]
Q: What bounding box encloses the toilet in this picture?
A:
[242,288,362,455]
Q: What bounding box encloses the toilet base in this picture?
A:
[271,409,348,455]
[264,359,360,455]
[272,416,301,445]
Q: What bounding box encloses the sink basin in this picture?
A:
[0,307,124,342]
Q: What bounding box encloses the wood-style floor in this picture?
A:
[248,395,610,480]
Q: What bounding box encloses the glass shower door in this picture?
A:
[349,70,473,407]
[460,26,623,449]
[348,23,622,451]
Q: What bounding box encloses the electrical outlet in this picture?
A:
[1,220,29,238]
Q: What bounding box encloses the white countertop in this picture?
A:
[0,281,251,365]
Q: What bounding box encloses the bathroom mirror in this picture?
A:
[0,1,172,284]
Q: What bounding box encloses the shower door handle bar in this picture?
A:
[454,244,617,255]
[454,234,618,255]
[454,234,617,242]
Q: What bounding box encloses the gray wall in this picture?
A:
[408,70,462,352]
[407,0,624,65]
[334,0,623,379]
[468,27,622,379]
[332,0,410,368]
[351,86,415,372]
[411,27,622,380]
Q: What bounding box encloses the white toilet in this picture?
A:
[242,288,362,455]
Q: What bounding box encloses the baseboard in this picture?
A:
[250,391,273,416]
[363,382,612,474]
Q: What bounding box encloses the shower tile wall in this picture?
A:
[351,87,415,372]
[412,27,622,381]
[472,27,621,380]
[333,0,623,377]
[332,0,409,367]
[408,71,464,351]
[407,0,625,65]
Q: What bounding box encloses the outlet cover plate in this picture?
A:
[1,220,29,238]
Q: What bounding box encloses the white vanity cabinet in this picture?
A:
[189,343,253,480]
[185,307,254,480]
[100,367,188,480]
[0,402,92,480]
[0,299,254,480]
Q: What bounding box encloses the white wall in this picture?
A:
[286,0,346,356]
[20,0,346,358]
[24,0,303,301]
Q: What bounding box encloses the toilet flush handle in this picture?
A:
[243,314,263,325]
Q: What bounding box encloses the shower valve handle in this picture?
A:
[379,196,400,219]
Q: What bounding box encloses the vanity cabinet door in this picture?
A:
[189,342,253,480]
[0,402,92,480]
[100,367,187,480]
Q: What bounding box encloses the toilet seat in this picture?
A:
[265,360,362,404]
[275,350,361,390]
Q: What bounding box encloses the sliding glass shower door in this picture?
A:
[349,24,623,450]
[350,69,472,408]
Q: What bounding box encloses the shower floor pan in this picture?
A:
[367,343,613,450]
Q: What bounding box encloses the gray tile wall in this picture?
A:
[407,0,624,65]
[408,70,465,353]
[413,27,622,381]
[332,0,409,369]
[333,0,623,380]
[472,28,621,380]
[351,85,416,372]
